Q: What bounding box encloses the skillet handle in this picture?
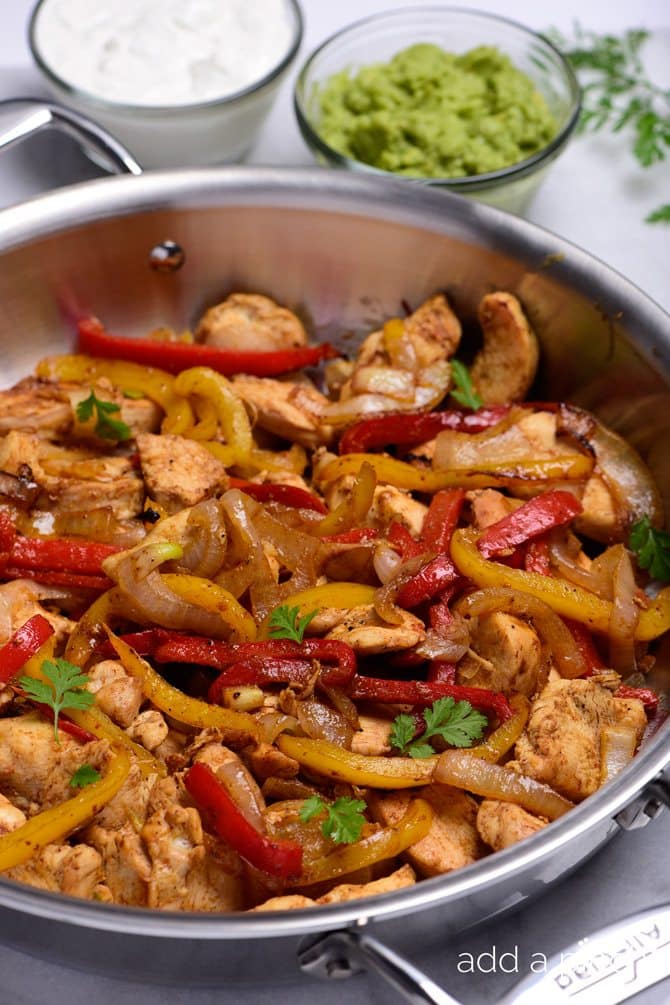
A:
[0,98,142,175]
[299,903,670,1005]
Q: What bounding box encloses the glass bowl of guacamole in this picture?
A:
[294,7,581,215]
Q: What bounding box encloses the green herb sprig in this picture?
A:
[547,25,670,224]
[268,605,319,643]
[629,514,670,581]
[69,764,101,789]
[299,795,367,844]
[390,697,488,758]
[19,659,95,742]
[450,360,483,410]
[76,391,132,441]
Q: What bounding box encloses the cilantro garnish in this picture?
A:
[19,659,95,742]
[390,697,488,758]
[299,794,367,844]
[629,515,670,581]
[268,604,319,643]
[76,391,132,441]
[69,764,101,789]
[450,360,483,410]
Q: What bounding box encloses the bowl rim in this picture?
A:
[27,0,304,115]
[293,4,582,191]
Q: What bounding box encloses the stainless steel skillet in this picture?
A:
[0,99,669,1004]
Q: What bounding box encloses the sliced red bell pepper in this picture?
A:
[150,634,356,675]
[78,317,339,378]
[396,554,461,608]
[524,535,552,575]
[320,527,381,545]
[0,564,112,591]
[348,676,513,722]
[184,761,303,878]
[208,657,313,704]
[0,614,54,684]
[477,491,583,559]
[338,406,511,454]
[563,618,606,676]
[427,662,458,684]
[419,489,465,553]
[228,478,327,514]
[388,522,424,561]
[614,685,659,711]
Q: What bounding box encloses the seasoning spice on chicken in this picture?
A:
[0,286,665,912]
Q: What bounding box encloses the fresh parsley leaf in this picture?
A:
[390,697,487,758]
[300,794,367,844]
[268,604,319,643]
[19,658,95,742]
[76,391,132,441]
[450,360,483,410]
[547,26,670,224]
[646,204,670,224]
[629,515,670,581]
[69,764,101,789]
[122,388,145,400]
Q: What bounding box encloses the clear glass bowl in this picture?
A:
[28,0,304,170]
[294,6,581,215]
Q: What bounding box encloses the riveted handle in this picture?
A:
[0,98,142,175]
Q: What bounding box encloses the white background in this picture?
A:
[0,2,669,1004]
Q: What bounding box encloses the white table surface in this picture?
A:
[0,2,670,1003]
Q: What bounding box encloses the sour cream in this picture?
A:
[32,0,296,107]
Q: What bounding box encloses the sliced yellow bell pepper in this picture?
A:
[106,631,259,741]
[282,582,377,612]
[188,395,220,441]
[466,695,530,762]
[174,367,253,464]
[450,528,670,641]
[162,573,257,642]
[321,452,594,492]
[277,735,437,788]
[64,587,124,667]
[36,354,194,435]
[0,747,131,872]
[297,797,433,886]
[316,460,377,536]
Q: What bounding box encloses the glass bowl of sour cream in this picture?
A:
[294,6,581,216]
[28,0,303,169]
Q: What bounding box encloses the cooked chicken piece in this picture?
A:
[136,432,229,513]
[515,678,647,801]
[351,714,393,757]
[321,477,427,537]
[354,294,462,370]
[0,792,27,834]
[92,761,158,832]
[457,613,545,697]
[125,710,169,751]
[477,800,546,852]
[0,379,71,435]
[232,375,333,448]
[5,843,104,899]
[371,485,428,536]
[251,894,316,911]
[471,292,539,405]
[86,659,144,728]
[87,821,152,905]
[246,741,299,780]
[468,489,517,530]
[65,381,162,439]
[0,431,144,520]
[323,604,425,654]
[369,785,483,877]
[0,716,108,812]
[317,864,417,904]
[142,804,245,911]
[0,579,75,646]
[574,474,619,543]
[196,293,307,352]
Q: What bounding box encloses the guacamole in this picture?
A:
[316,43,558,178]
